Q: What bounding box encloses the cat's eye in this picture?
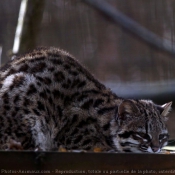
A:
[133,132,151,141]
[159,134,169,140]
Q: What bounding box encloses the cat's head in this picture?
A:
[111,99,172,153]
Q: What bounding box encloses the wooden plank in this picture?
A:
[0,151,175,175]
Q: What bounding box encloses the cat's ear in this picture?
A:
[118,100,139,120]
[160,102,172,118]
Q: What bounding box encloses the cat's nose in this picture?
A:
[151,146,159,152]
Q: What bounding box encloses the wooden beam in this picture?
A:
[0,151,174,175]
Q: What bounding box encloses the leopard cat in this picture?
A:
[0,47,172,153]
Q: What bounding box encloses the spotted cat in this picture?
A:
[0,47,172,153]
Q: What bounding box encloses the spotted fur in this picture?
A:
[0,47,172,152]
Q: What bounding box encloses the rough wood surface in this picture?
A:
[0,152,174,175]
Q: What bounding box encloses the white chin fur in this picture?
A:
[163,141,168,147]
[147,147,161,153]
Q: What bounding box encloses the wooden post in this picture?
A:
[13,0,45,55]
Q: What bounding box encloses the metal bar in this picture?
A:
[83,0,175,57]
